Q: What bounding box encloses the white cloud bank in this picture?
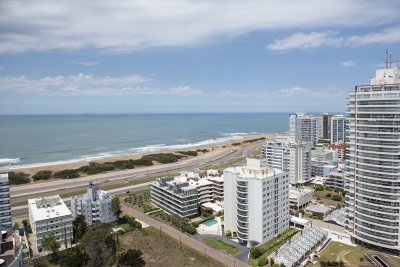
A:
[266,26,400,51]
[0,0,399,53]
[340,61,356,67]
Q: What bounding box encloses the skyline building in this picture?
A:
[261,137,311,184]
[289,113,319,146]
[224,158,289,247]
[319,112,332,140]
[331,114,348,144]
[0,173,12,232]
[345,62,400,254]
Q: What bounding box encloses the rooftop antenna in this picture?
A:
[389,50,392,68]
[385,50,388,68]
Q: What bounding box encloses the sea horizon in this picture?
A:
[0,113,296,170]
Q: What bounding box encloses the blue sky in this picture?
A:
[0,0,400,114]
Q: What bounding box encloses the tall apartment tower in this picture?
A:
[0,173,12,232]
[289,113,319,146]
[261,137,311,184]
[345,60,400,254]
[224,158,289,247]
[319,113,332,140]
[331,114,348,143]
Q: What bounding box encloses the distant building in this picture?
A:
[224,158,289,246]
[151,176,198,218]
[289,186,314,210]
[205,170,224,201]
[329,142,348,161]
[0,173,12,232]
[28,195,73,249]
[325,168,345,190]
[289,113,319,145]
[330,114,348,143]
[311,160,335,177]
[318,112,332,140]
[71,182,118,225]
[262,137,311,184]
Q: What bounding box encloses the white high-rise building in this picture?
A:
[28,195,73,249]
[289,113,319,145]
[71,182,118,225]
[224,158,289,247]
[261,137,311,184]
[330,114,348,143]
[0,173,12,232]
[345,61,400,254]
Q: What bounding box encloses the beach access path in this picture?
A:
[121,204,251,267]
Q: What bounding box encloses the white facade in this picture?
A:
[262,137,311,184]
[0,173,12,231]
[325,168,344,190]
[289,113,319,145]
[330,114,348,143]
[28,195,73,249]
[205,170,224,201]
[289,186,314,209]
[151,176,198,218]
[345,64,400,253]
[71,182,118,225]
[224,158,289,246]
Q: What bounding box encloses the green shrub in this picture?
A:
[54,169,80,179]
[8,172,30,185]
[326,193,331,197]
[258,256,268,267]
[315,185,324,191]
[332,195,342,201]
[177,151,198,156]
[250,246,265,259]
[32,170,53,181]
[225,229,231,236]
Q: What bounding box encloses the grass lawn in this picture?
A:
[249,228,299,266]
[203,237,240,255]
[311,241,400,267]
[119,227,226,267]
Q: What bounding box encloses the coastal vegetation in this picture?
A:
[8,171,30,185]
[150,210,197,235]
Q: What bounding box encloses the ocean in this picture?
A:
[0,113,289,169]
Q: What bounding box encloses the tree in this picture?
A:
[258,256,268,267]
[13,223,19,231]
[250,246,265,259]
[82,224,116,267]
[111,196,121,218]
[73,215,88,242]
[41,234,60,262]
[120,249,145,267]
[59,246,90,267]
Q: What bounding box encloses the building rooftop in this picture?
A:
[306,204,331,214]
[289,186,314,198]
[0,172,8,181]
[28,195,72,221]
[225,158,283,179]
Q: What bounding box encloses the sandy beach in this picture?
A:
[6,133,275,177]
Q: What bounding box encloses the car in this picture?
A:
[125,190,131,194]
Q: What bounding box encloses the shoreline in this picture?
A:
[3,133,275,176]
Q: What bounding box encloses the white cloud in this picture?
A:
[73,61,101,66]
[273,86,347,99]
[266,26,400,51]
[0,0,399,53]
[340,60,356,67]
[266,31,342,51]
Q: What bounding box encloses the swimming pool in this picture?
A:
[203,219,218,227]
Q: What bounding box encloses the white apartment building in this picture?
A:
[28,195,73,249]
[151,176,198,218]
[325,168,344,190]
[0,173,12,232]
[345,62,400,254]
[224,158,289,246]
[71,182,118,225]
[289,186,314,209]
[205,170,224,201]
[262,137,311,184]
[331,114,348,143]
[289,113,319,145]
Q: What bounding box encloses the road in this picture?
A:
[10,147,239,197]
[121,204,251,267]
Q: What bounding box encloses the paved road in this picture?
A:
[121,204,251,267]
[10,147,238,197]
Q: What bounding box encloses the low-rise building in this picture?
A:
[325,168,345,190]
[311,160,335,177]
[305,204,331,217]
[28,195,73,249]
[0,173,12,232]
[205,170,224,201]
[71,182,118,225]
[0,231,24,267]
[289,186,314,209]
[224,158,289,246]
[151,176,198,218]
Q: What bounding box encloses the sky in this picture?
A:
[0,0,400,114]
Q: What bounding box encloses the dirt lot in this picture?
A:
[119,227,225,267]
